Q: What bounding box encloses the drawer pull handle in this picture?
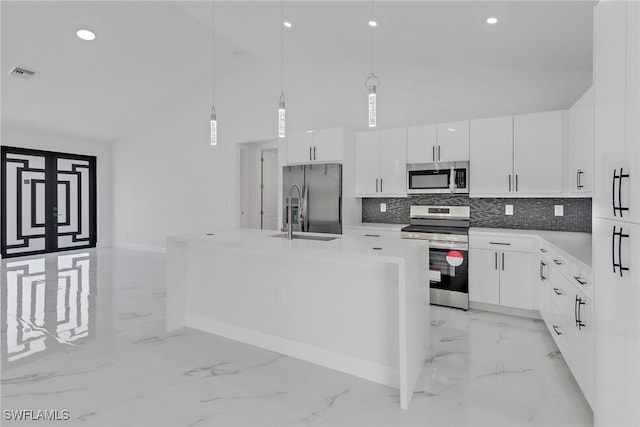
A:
[540,248,548,253]
[553,287,564,296]
[364,234,380,238]
[553,259,563,266]
[552,325,563,336]
[573,276,587,286]
[489,242,511,246]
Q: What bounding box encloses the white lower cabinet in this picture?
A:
[469,234,534,310]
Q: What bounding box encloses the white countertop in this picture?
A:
[470,227,592,267]
[169,228,426,262]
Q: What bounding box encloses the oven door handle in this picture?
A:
[428,241,469,250]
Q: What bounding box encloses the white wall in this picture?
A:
[111,57,591,251]
[1,124,113,247]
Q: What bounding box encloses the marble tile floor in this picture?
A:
[1,248,593,426]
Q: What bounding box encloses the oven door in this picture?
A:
[428,242,469,294]
[407,168,451,194]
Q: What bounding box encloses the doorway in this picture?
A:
[238,141,279,230]
[1,146,97,258]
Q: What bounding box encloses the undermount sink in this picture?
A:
[271,233,338,242]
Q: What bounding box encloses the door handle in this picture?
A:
[376,178,378,193]
[313,146,316,160]
[515,174,519,192]
[575,295,586,330]
[577,169,584,189]
[508,174,512,192]
[432,146,435,162]
[309,147,312,161]
[437,146,441,161]
[380,178,383,192]
[501,252,505,271]
[613,168,630,217]
[495,252,498,270]
[612,225,630,277]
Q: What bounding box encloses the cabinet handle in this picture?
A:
[364,234,380,237]
[380,178,383,192]
[437,146,441,161]
[553,287,564,295]
[613,168,630,217]
[552,325,563,336]
[489,242,511,246]
[432,146,435,162]
[313,146,316,160]
[553,259,563,266]
[501,252,505,271]
[540,248,548,253]
[508,174,512,192]
[515,174,519,192]
[573,276,587,286]
[495,252,498,270]
[309,147,312,161]
[612,225,630,277]
[540,261,547,280]
[577,169,584,190]
[376,178,379,193]
[575,295,586,331]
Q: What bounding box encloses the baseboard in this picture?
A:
[186,313,400,389]
[469,301,541,320]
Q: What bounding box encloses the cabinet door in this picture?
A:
[354,131,380,195]
[437,121,469,162]
[567,290,594,408]
[469,248,500,305]
[469,116,513,195]
[407,125,437,163]
[513,110,564,194]
[287,131,314,164]
[593,1,628,221]
[499,251,534,310]
[378,128,407,196]
[313,127,344,163]
[571,87,594,194]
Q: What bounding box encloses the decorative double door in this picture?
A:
[1,146,97,258]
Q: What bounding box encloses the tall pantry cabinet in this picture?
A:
[593,1,640,426]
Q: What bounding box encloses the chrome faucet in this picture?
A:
[287,184,303,240]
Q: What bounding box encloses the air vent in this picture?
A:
[9,67,35,80]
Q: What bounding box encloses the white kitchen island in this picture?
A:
[166,228,429,409]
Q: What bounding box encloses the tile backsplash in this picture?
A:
[362,195,592,233]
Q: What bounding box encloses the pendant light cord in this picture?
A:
[370,0,375,76]
[280,0,284,97]
[212,0,216,115]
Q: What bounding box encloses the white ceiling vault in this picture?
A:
[1,0,594,143]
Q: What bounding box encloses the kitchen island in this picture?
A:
[166,228,429,409]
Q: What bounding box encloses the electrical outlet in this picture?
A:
[277,291,287,307]
[380,203,387,213]
[505,205,514,216]
[554,205,564,216]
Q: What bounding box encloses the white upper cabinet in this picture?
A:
[354,128,407,197]
[436,121,470,162]
[568,87,594,194]
[513,110,564,194]
[407,125,437,163]
[287,127,345,164]
[470,111,564,197]
[469,116,514,195]
[407,121,469,163]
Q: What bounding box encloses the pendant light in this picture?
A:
[278,0,286,138]
[210,0,218,146]
[365,0,379,128]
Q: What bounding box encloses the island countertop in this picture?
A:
[168,228,428,261]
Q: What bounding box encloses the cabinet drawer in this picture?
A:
[344,227,401,239]
[470,235,534,252]
[568,262,593,300]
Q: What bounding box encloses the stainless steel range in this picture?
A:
[401,205,470,310]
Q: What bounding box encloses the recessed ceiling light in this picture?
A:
[486,17,498,25]
[447,128,457,132]
[368,20,377,27]
[76,29,96,41]
[283,21,292,28]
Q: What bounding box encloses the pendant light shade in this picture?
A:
[278,92,286,138]
[210,107,217,146]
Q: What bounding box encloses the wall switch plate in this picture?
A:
[505,205,514,216]
[380,203,387,213]
[554,205,564,216]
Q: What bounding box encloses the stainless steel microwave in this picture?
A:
[407,161,469,194]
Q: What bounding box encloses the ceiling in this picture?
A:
[1,1,594,143]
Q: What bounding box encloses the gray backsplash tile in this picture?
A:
[362,195,592,233]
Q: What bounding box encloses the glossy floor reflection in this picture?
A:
[1,249,593,426]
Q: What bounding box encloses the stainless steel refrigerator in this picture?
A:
[282,163,342,234]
